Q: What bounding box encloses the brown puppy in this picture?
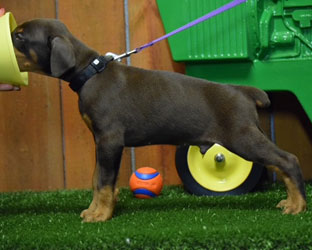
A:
[11,19,306,222]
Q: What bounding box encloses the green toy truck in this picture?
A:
[157,0,312,195]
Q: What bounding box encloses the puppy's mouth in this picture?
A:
[14,49,46,75]
[13,47,42,73]
[12,32,45,74]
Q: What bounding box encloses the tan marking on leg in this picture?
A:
[280,174,306,214]
[80,189,99,219]
[83,186,118,223]
[81,163,119,222]
[80,163,99,219]
[268,166,306,214]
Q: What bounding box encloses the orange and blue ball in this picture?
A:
[129,167,163,198]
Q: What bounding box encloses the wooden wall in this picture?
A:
[0,1,64,191]
[0,0,182,191]
[270,92,312,180]
[0,0,311,192]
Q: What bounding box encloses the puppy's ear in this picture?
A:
[50,37,76,77]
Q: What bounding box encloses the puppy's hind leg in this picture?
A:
[80,134,123,223]
[199,142,214,155]
[227,126,306,214]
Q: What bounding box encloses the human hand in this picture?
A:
[0,84,21,91]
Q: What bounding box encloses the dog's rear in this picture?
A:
[234,85,271,108]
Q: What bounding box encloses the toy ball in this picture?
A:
[129,167,163,199]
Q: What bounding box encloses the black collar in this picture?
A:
[69,55,113,92]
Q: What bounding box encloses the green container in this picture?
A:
[157,0,312,122]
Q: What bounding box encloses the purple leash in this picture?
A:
[113,0,247,61]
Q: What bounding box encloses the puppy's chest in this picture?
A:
[82,113,93,131]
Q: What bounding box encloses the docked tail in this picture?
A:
[235,85,271,108]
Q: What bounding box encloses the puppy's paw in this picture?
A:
[80,208,93,219]
[276,199,289,209]
[82,209,113,223]
[282,203,306,215]
[81,186,116,222]
[277,199,307,215]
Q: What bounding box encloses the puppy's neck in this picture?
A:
[60,39,99,83]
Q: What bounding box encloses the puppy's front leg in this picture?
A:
[80,136,123,223]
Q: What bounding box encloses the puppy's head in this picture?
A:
[12,19,76,78]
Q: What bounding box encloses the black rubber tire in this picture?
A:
[175,146,264,196]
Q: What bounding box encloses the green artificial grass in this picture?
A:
[1,183,312,249]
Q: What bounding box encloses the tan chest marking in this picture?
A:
[82,113,93,131]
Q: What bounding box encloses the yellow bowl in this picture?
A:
[187,144,253,192]
[0,12,28,86]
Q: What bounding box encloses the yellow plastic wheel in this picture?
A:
[175,144,264,196]
[187,144,252,192]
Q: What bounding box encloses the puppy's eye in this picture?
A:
[15,32,24,41]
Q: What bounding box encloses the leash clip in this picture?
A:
[106,50,138,62]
